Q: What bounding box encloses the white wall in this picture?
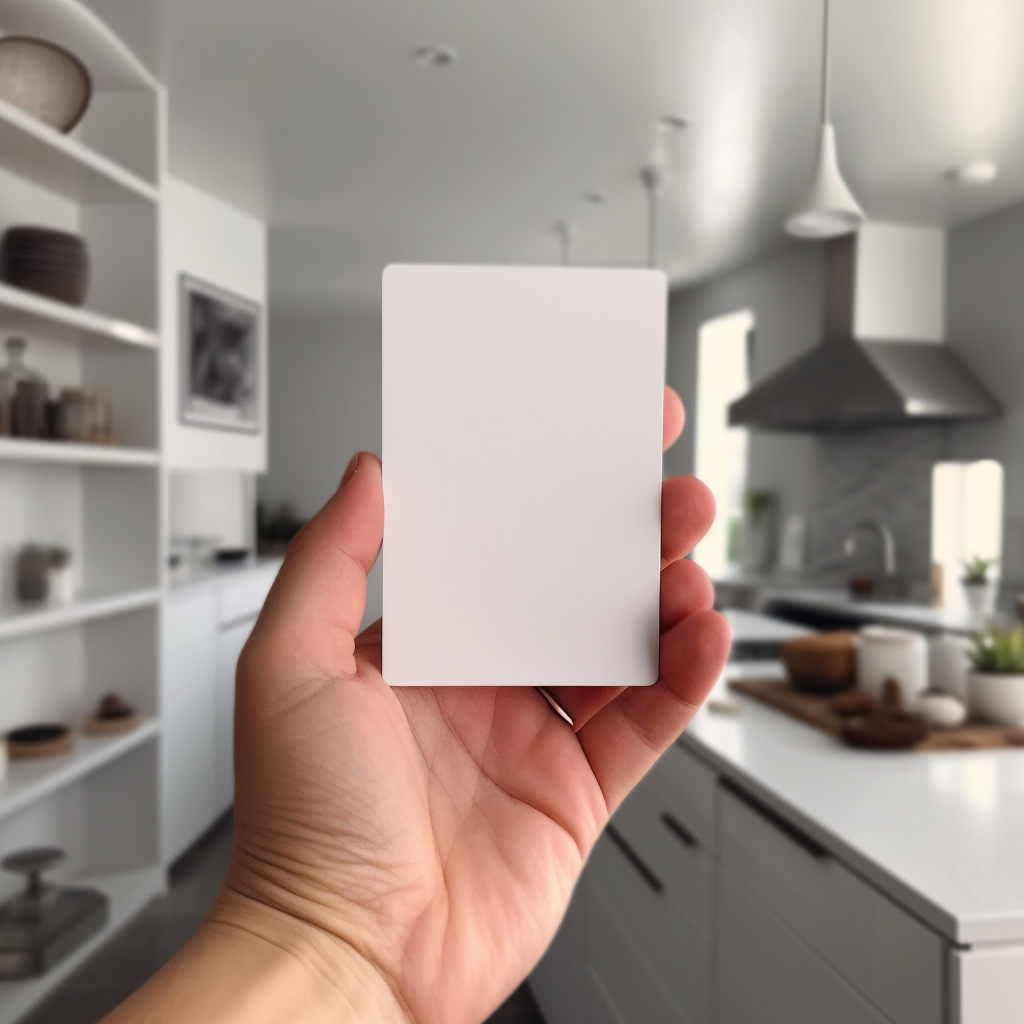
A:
[947,198,1024,586]
[161,175,268,471]
[666,243,822,532]
[258,303,382,625]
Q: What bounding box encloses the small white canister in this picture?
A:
[857,626,928,706]
[927,633,972,703]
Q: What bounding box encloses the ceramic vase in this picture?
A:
[969,671,1024,726]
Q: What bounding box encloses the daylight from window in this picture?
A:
[693,310,754,579]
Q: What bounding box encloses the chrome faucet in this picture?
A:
[843,520,897,578]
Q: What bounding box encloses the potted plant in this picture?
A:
[962,555,997,621]
[969,623,1024,725]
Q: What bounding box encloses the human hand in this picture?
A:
[106,386,729,1024]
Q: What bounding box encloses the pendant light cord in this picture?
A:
[820,0,832,126]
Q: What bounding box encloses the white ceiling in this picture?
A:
[84,0,1024,311]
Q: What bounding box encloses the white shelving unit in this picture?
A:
[0,0,167,1018]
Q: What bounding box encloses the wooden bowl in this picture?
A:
[842,712,929,750]
[0,226,90,306]
[7,724,74,760]
[780,632,857,694]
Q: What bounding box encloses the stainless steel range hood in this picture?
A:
[729,225,1002,431]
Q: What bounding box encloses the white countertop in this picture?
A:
[166,555,283,595]
[681,660,1024,946]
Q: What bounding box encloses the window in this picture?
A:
[693,310,754,578]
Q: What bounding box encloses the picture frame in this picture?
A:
[179,274,261,433]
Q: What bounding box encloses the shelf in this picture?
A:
[0,588,160,643]
[0,438,158,467]
[0,96,158,205]
[0,864,165,1024]
[0,719,159,825]
[0,282,158,350]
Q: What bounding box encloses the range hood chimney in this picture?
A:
[728,223,1002,431]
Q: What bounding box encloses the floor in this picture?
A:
[21,815,545,1024]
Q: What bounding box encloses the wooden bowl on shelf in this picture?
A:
[0,226,90,306]
[6,724,74,760]
[780,632,858,694]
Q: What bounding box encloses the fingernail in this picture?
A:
[340,453,361,489]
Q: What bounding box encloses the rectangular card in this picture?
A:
[382,264,665,687]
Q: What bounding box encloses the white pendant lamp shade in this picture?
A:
[786,123,864,239]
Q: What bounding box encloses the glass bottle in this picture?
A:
[0,337,48,438]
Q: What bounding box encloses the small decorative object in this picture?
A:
[0,227,90,306]
[856,625,927,706]
[0,36,92,132]
[46,547,73,606]
[913,692,968,729]
[968,623,1024,726]
[56,387,114,443]
[84,694,140,736]
[841,710,929,750]
[6,724,74,760]
[831,689,874,717]
[180,275,261,433]
[0,847,108,979]
[927,633,971,702]
[15,545,50,604]
[0,337,49,437]
[962,555,998,623]
[780,632,856,694]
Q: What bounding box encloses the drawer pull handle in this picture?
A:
[605,825,664,892]
[721,778,829,861]
[660,812,697,849]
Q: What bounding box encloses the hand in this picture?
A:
[105,387,729,1024]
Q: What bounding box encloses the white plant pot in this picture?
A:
[969,671,1024,726]
[927,633,972,702]
[47,565,74,607]
[962,581,998,623]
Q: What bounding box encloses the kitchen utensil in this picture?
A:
[0,847,108,979]
[969,671,1024,727]
[6,724,73,759]
[0,36,92,132]
[856,626,927,706]
[0,227,90,306]
[84,694,140,736]
[927,633,971,702]
[780,631,856,693]
[15,545,49,604]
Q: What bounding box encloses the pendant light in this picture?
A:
[785,0,864,239]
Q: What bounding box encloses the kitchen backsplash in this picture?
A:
[807,425,944,590]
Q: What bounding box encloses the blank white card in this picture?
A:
[382,264,665,687]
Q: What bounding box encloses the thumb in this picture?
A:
[247,452,383,679]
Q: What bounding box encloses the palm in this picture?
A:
[230,390,729,1024]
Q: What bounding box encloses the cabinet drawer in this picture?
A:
[614,784,714,932]
[588,891,686,1024]
[589,829,711,1024]
[718,868,891,1024]
[218,567,277,625]
[643,741,718,852]
[720,782,944,1024]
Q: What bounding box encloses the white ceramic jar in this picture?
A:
[927,633,972,702]
[857,626,928,706]
[969,672,1024,726]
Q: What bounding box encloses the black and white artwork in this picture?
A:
[179,275,261,432]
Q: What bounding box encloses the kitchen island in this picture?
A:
[530,651,1024,1024]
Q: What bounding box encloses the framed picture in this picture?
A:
[179,274,261,433]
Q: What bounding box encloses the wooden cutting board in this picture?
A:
[730,678,1024,751]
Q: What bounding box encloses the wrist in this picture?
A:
[103,886,409,1024]
[203,886,411,1024]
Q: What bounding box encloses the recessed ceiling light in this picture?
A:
[412,45,458,68]
[948,159,999,186]
[657,113,690,131]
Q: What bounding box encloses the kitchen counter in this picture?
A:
[681,659,1024,945]
[167,555,283,595]
[715,573,980,635]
